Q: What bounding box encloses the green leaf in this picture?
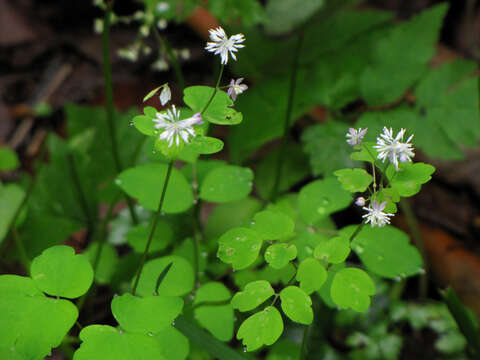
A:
[341,225,423,279]
[200,165,253,203]
[266,339,301,360]
[183,86,242,125]
[217,227,262,270]
[318,263,345,308]
[296,258,327,295]
[298,177,352,224]
[360,4,448,105]
[334,168,373,192]
[314,235,350,264]
[302,122,359,177]
[31,245,94,299]
[251,210,295,241]
[116,162,194,213]
[264,0,325,35]
[126,221,173,253]
[441,287,480,356]
[349,141,379,162]
[265,243,297,270]
[237,306,284,351]
[0,184,25,244]
[415,59,480,153]
[256,143,310,200]
[133,114,155,136]
[174,316,249,360]
[19,212,82,260]
[187,136,224,155]
[386,162,435,197]
[85,242,119,285]
[194,282,233,341]
[0,147,19,171]
[291,228,332,262]
[154,326,189,360]
[73,325,166,360]
[279,286,313,325]
[0,275,78,360]
[231,280,275,312]
[435,332,467,354]
[208,0,265,27]
[331,268,375,312]
[181,159,226,185]
[64,104,144,192]
[258,263,296,286]
[111,293,183,334]
[228,76,311,163]
[134,256,194,297]
[205,197,262,241]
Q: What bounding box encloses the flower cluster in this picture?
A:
[346,127,416,227]
[151,26,247,149]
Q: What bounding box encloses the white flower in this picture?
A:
[374,127,414,170]
[346,128,367,146]
[157,19,168,30]
[156,2,170,12]
[159,84,171,106]
[227,78,248,101]
[153,105,203,147]
[362,200,394,227]
[355,197,366,207]
[205,27,245,65]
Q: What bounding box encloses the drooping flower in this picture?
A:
[205,27,245,65]
[346,128,367,146]
[362,200,394,227]
[153,105,203,147]
[227,78,248,101]
[355,197,366,207]
[374,127,414,170]
[159,84,171,106]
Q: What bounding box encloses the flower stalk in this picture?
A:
[102,3,138,225]
[131,160,174,295]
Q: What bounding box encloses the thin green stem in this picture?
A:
[349,222,364,242]
[184,63,225,286]
[300,324,311,360]
[201,65,224,114]
[399,199,428,298]
[190,163,203,287]
[67,153,95,234]
[152,25,185,91]
[0,141,47,262]
[102,4,138,225]
[12,228,30,271]
[77,138,144,312]
[361,142,428,297]
[271,31,304,200]
[270,271,298,306]
[131,160,174,295]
